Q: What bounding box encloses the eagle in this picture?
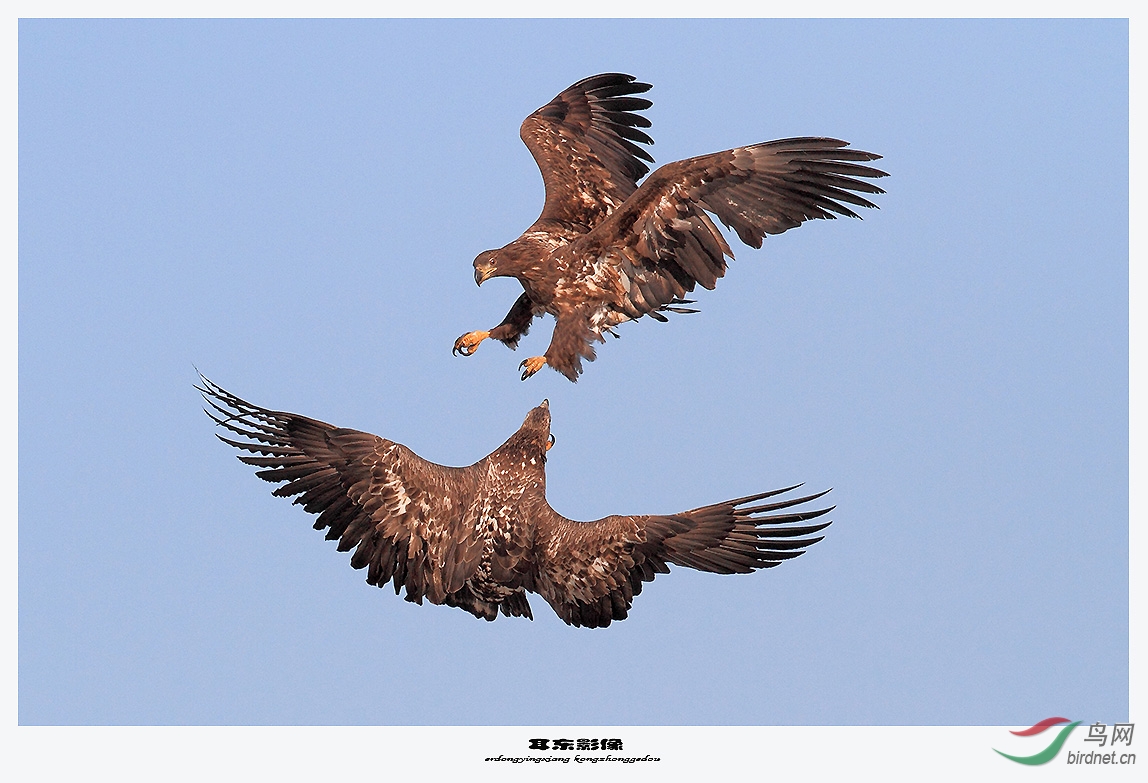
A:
[200,376,833,628]
[452,73,888,381]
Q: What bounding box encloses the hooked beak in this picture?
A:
[475,265,495,286]
[547,434,555,451]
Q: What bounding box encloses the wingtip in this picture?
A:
[727,483,805,507]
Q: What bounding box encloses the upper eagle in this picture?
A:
[201,376,832,628]
[452,73,888,381]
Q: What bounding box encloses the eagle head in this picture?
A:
[473,249,499,286]
[516,400,554,455]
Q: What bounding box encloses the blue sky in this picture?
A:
[18,18,1128,725]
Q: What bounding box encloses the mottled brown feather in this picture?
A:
[582,138,888,323]
[521,72,654,228]
[202,377,833,628]
[463,74,887,382]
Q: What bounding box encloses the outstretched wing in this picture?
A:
[199,377,488,610]
[592,137,888,320]
[530,484,833,628]
[520,72,655,229]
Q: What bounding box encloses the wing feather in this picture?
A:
[530,484,833,628]
[199,376,485,607]
[519,73,655,228]
[586,137,887,319]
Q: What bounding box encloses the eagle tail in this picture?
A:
[442,585,534,622]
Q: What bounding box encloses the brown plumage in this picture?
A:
[453,73,888,381]
[200,376,833,628]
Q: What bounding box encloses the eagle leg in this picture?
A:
[534,306,599,382]
[452,330,490,356]
[454,294,539,356]
[519,356,547,380]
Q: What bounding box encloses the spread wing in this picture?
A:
[593,137,888,320]
[199,377,487,609]
[520,72,655,229]
[530,484,833,628]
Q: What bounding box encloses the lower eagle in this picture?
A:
[201,377,833,628]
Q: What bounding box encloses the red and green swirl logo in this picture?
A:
[994,718,1082,765]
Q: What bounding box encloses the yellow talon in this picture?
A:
[453,330,490,357]
[519,356,547,380]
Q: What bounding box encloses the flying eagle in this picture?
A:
[200,377,833,628]
[452,73,888,381]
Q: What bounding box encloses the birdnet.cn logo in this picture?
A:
[993,718,1136,766]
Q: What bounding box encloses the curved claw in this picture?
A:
[453,330,490,357]
[519,356,547,381]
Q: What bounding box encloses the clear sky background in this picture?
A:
[18,19,1128,726]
